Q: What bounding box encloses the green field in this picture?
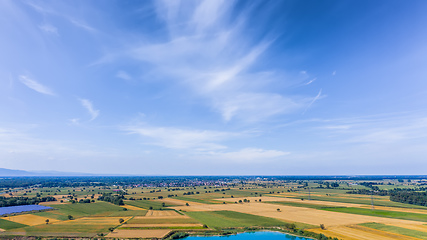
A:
[0,218,28,230]
[124,200,175,210]
[322,207,427,222]
[127,217,199,224]
[52,202,125,218]
[20,223,114,234]
[185,211,288,229]
[285,195,427,209]
[360,222,427,240]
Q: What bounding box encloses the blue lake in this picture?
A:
[0,205,53,215]
[186,231,311,240]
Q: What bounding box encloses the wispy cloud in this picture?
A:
[305,78,317,85]
[69,118,80,125]
[303,89,323,114]
[124,124,237,151]
[95,1,309,122]
[79,98,99,121]
[204,148,289,163]
[38,23,58,35]
[27,2,97,33]
[19,75,55,96]
[116,71,132,81]
[332,71,336,76]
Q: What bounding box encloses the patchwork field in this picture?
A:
[106,229,171,238]
[2,178,427,239]
[309,225,421,240]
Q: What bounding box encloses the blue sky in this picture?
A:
[1,0,427,175]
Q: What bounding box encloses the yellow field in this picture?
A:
[145,210,181,217]
[122,204,145,210]
[50,217,132,226]
[173,202,426,227]
[106,229,170,238]
[220,196,427,215]
[309,225,421,240]
[2,214,60,226]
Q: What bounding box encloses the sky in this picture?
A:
[1,0,427,175]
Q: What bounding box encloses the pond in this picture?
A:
[186,231,312,240]
[0,205,53,215]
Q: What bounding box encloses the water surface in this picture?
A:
[0,205,52,215]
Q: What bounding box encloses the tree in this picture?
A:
[119,218,124,224]
[320,224,326,230]
[123,207,128,211]
[277,208,281,212]
[108,227,115,232]
[186,203,189,206]
[68,215,73,220]
[45,219,49,224]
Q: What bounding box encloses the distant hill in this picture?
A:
[0,168,93,177]
[0,168,35,176]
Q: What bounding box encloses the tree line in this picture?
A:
[0,196,56,207]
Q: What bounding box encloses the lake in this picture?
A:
[0,205,53,215]
[186,231,311,240]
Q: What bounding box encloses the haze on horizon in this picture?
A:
[1,0,427,175]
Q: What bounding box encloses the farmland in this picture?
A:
[1,176,427,239]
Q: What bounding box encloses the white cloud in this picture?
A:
[38,23,58,35]
[69,118,80,125]
[124,124,238,151]
[205,148,289,163]
[305,78,317,85]
[19,75,55,96]
[116,71,132,81]
[95,1,310,123]
[79,98,99,121]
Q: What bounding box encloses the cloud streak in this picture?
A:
[204,148,289,163]
[19,75,55,96]
[303,89,323,114]
[95,1,308,122]
[124,124,237,151]
[79,99,99,121]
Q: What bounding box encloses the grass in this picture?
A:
[33,211,70,221]
[184,211,289,229]
[322,207,427,222]
[284,194,427,209]
[127,217,200,224]
[21,223,113,234]
[97,210,147,217]
[0,219,28,230]
[360,222,427,240]
[120,226,205,230]
[124,200,174,210]
[53,202,125,218]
